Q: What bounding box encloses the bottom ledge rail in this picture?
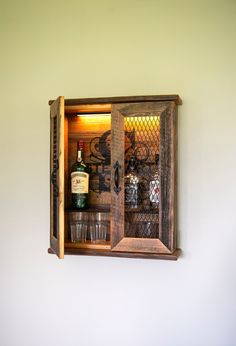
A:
[48,247,181,260]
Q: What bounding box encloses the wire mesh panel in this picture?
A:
[124,115,160,239]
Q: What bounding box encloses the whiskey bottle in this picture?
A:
[125,156,142,209]
[149,154,160,209]
[71,140,89,209]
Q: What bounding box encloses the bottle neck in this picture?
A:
[77,149,83,162]
[128,157,137,173]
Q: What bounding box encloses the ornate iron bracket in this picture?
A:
[113,160,121,195]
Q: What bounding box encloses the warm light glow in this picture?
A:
[125,115,160,132]
[76,114,159,127]
[77,113,111,117]
[76,114,111,126]
[126,116,160,122]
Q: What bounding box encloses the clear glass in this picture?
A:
[89,212,109,243]
[70,212,88,243]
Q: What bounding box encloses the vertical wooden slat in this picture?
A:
[110,104,125,249]
[50,96,65,259]
[159,101,176,251]
[64,116,69,209]
[172,105,178,250]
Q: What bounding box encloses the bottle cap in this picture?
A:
[77,140,84,150]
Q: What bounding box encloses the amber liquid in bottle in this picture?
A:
[71,140,89,209]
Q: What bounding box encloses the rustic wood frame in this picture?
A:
[110,101,177,254]
[49,95,181,260]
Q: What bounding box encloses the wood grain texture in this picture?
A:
[64,242,111,250]
[66,114,111,208]
[110,104,125,248]
[64,116,69,209]
[49,94,182,107]
[110,101,177,254]
[48,247,181,260]
[159,101,177,252]
[111,237,172,254]
[65,104,111,114]
[50,96,65,259]
[49,95,181,260]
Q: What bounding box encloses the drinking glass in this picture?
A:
[70,212,88,243]
[89,212,109,243]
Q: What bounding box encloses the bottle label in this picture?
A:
[71,172,89,194]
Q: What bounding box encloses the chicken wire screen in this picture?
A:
[124,115,160,239]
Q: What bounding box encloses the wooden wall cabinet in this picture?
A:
[49,95,182,260]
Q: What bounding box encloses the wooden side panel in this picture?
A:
[159,101,177,252]
[50,96,65,259]
[110,104,125,248]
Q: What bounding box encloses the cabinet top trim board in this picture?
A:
[49,95,182,107]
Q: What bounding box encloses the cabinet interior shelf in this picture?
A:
[65,241,111,250]
[65,207,110,213]
[65,207,159,214]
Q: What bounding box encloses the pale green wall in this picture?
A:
[1,1,236,345]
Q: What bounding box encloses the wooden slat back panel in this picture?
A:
[66,114,111,208]
[110,105,125,248]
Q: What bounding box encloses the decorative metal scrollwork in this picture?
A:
[113,161,121,195]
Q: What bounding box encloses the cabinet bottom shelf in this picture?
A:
[65,241,111,250]
[48,246,181,260]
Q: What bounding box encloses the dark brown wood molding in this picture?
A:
[48,247,181,260]
[49,95,182,106]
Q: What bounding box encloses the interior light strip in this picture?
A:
[76,113,111,117]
